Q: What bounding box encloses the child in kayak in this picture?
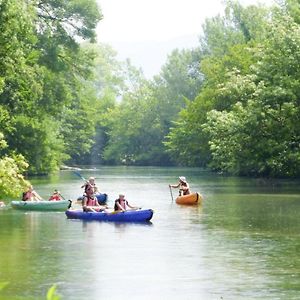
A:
[114,194,139,212]
[49,190,63,201]
[82,184,108,212]
[22,185,43,201]
[81,177,100,196]
[169,176,191,196]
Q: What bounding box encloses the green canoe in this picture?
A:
[11,200,71,211]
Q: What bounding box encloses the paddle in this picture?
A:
[67,200,72,209]
[73,171,86,182]
[59,193,66,200]
[169,185,174,202]
[73,171,94,190]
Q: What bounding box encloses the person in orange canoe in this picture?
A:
[114,194,139,212]
[169,176,191,196]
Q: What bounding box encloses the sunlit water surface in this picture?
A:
[0,167,300,299]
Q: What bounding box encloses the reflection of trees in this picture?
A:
[0,212,65,298]
[203,194,300,235]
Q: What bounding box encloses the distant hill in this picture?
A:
[108,35,200,78]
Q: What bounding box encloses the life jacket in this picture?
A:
[85,196,97,206]
[114,199,128,211]
[49,195,61,201]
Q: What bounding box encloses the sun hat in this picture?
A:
[179,176,187,183]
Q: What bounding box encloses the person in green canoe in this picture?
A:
[22,185,43,201]
[169,176,191,196]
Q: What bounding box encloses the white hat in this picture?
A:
[179,176,187,183]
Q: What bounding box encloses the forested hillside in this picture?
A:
[1,0,299,197]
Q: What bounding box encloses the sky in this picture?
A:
[96,0,276,77]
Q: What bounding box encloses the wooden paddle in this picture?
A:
[169,185,174,202]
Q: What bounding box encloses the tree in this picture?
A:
[101,48,204,166]
[165,1,272,168]
[0,0,102,173]
[203,13,300,177]
[0,132,29,198]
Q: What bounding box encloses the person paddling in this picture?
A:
[114,194,139,212]
[169,176,191,196]
[22,185,42,201]
[81,177,100,196]
[82,184,107,212]
[49,190,62,201]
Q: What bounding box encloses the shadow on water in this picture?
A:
[75,220,153,232]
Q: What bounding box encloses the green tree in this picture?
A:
[165,1,272,167]
[204,13,300,177]
[0,0,102,173]
[0,132,29,198]
[102,48,204,166]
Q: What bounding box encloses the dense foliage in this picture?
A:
[0,0,101,177]
[102,48,204,165]
[0,132,29,198]
[0,0,299,187]
[165,1,300,177]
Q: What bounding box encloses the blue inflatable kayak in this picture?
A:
[65,209,153,223]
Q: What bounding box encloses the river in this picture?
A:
[0,166,300,299]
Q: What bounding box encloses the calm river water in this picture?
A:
[0,167,300,300]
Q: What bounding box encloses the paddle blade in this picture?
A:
[73,171,85,181]
[67,200,72,209]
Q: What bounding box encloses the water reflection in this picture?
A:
[1,167,300,299]
[79,219,153,233]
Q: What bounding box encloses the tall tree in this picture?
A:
[165,1,272,167]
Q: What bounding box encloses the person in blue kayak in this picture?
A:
[81,177,100,196]
[114,194,139,212]
[82,184,107,212]
[169,176,191,196]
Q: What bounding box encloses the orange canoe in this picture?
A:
[175,192,203,205]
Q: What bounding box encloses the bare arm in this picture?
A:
[127,202,138,210]
[82,197,88,209]
[116,202,125,212]
[169,183,180,188]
